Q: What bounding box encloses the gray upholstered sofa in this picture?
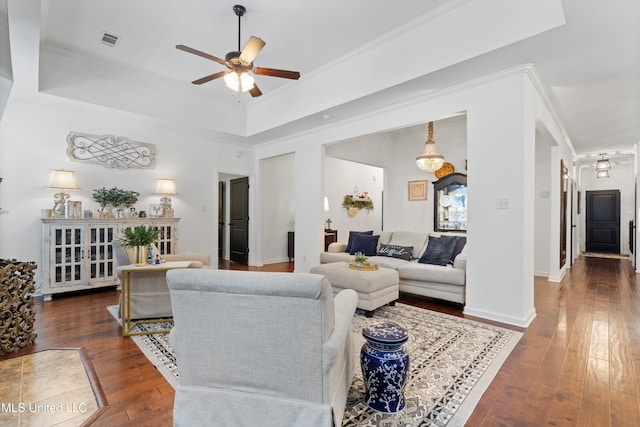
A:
[320,231,467,304]
[166,269,358,427]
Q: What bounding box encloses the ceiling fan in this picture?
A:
[176,4,301,97]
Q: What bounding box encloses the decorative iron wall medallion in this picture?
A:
[66,132,156,169]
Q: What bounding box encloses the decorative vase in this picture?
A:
[134,246,147,266]
[360,321,409,413]
[97,207,111,219]
[348,206,358,217]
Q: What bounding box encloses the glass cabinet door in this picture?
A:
[51,226,84,286]
[88,223,116,280]
[156,223,175,255]
[433,173,467,232]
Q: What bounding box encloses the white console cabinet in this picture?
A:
[41,218,179,300]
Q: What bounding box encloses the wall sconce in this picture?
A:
[156,178,177,217]
[47,169,80,218]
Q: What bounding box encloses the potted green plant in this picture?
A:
[342,194,374,217]
[353,251,368,266]
[120,190,140,218]
[93,187,140,218]
[92,187,111,208]
[93,187,113,218]
[118,225,160,266]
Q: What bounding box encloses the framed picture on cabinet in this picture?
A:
[65,201,82,219]
[408,180,428,201]
[149,204,163,217]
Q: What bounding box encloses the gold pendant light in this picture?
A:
[416,121,445,173]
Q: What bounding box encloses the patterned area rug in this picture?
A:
[108,303,522,426]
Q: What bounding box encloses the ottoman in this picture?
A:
[310,262,399,317]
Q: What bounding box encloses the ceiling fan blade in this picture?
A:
[192,71,228,85]
[176,45,226,65]
[253,67,300,80]
[249,83,262,97]
[239,36,265,63]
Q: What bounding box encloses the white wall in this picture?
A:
[0,0,12,120]
[260,153,295,264]
[324,157,383,240]
[534,131,552,276]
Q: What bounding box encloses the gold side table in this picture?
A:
[120,261,193,337]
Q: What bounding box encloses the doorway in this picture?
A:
[218,174,249,265]
[229,177,249,265]
[218,181,224,260]
[586,190,621,253]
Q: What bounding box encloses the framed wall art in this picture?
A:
[408,180,428,201]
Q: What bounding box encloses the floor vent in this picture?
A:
[101,32,119,47]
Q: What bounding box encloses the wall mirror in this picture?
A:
[433,173,467,232]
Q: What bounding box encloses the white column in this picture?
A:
[464,74,537,327]
[293,143,324,272]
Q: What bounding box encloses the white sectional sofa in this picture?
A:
[320,230,467,304]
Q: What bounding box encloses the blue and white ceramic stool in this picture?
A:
[360,321,409,413]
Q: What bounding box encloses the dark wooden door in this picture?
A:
[586,190,620,253]
[218,181,224,259]
[229,177,249,264]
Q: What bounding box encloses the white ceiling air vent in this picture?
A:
[101,32,119,47]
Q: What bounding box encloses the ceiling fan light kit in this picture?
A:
[224,71,254,92]
[176,4,300,97]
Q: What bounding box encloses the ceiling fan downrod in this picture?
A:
[233,5,246,52]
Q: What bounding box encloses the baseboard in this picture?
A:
[463,306,537,328]
[261,257,290,265]
[547,268,566,283]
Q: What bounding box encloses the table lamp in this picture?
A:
[47,169,80,218]
[156,178,177,217]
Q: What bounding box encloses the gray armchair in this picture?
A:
[166,269,358,427]
[112,240,210,319]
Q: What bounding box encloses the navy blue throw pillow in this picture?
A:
[449,236,467,263]
[377,244,412,260]
[345,230,373,253]
[418,236,457,266]
[349,234,380,256]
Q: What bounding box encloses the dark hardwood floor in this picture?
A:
[2,256,639,426]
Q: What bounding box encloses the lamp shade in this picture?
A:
[224,72,255,92]
[156,178,177,195]
[47,169,80,190]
